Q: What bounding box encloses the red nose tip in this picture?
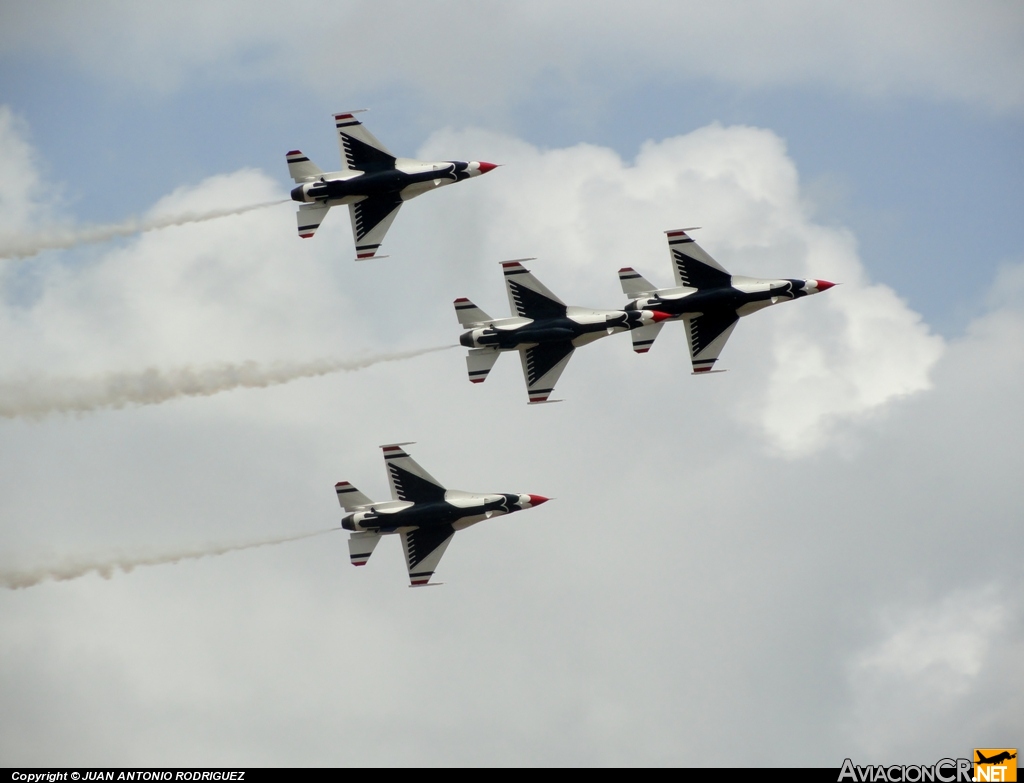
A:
[528,495,549,506]
[814,280,836,291]
[477,162,499,174]
[651,310,673,323]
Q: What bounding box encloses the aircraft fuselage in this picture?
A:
[342,492,536,534]
[625,277,822,319]
[290,160,476,205]
[460,308,656,350]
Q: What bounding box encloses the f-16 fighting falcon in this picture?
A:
[336,443,549,586]
[456,261,672,404]
[618,229,836,374]
[287,110,498,259]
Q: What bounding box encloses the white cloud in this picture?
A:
[0,106,48,234]
[845,588,1020,760]
[1,109,1021,765]
[854,589,1006,693]
[2,1,1022,111]
[419,123,945,455]
[3,117,942,453]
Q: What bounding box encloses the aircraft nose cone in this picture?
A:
[476,161,499,174]
[651,310,672,323]
[813,280,837,291]
[527,495,549,507]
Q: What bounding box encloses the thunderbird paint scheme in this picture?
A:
[336,443,548,587]
[287,110,497,259]
[618,228,836,373]
[456,261,671,404]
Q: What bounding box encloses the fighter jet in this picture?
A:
[456,260,672,404]
[287,110,498,259]
[336,443,549,587]
[618,228,836,373]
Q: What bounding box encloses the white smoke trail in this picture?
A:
[0,529,336,590]
[0,345,455,419]
[0,199,289,260]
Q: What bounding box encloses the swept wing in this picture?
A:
[501,260,567,319]
[684,312,739,374]
[333,110,395,173]
[401,525,456,587]
[665,228,731,289]
[381,443,447,502]
[348,196,402,259]
[519,341,574,404]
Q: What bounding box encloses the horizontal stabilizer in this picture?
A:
[347,531,381,567]
[630,321,665,354]
[335,481,374,511]
[618,267,657,297]
[466,347,500,384]
[286,150,323,182]
[453,298,493,327]
[296,203,331,239]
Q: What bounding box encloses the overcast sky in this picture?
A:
[0,0,1021,767]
